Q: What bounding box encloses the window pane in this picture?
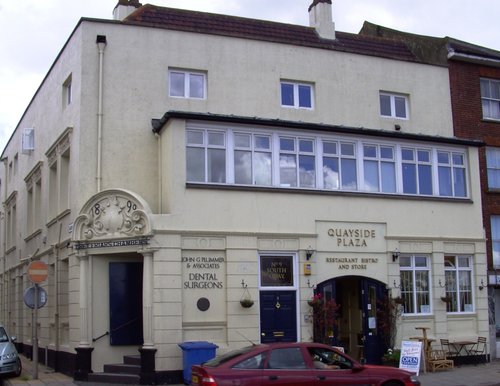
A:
[381,162,396,192]
[402,163,417,194]
[454,168,467,197]
[364,160,379,192]
[298,85,312,108]
[402,148,414,161]
[235,133,251,148]
[417,150,430,163]
[418,164,433,195]
[280,154,297,187]
[234,150,252,184]
[380,146,393,159]
[208,148,226,183]
[364,145,377,158]
[255,152,272,186]
[208,132,225,146]
[481,79,490,98]
[280,137,295,151]
[380,94,391,116]
[439,166,452,196]
[415,256,428,267]
[189,74,204,98]
[300,139,314,153]
[341,158,357,190]
[323,157,339,189]
[438,152,449,164]
[299,155,315,187]
[452,153,464,166]
[255,135,270,150]
[186,147,205,182]
[394,96,407,118]
[340,143,355,156]
[281,83,294,106]
[170,72,185,97]
[187,130,204,145]
[323,141,337,155]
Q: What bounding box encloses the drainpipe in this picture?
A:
[1,157,8,323]
[96,35,107,193]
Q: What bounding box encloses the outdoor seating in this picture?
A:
[427,349,454,372]
[469,337,487,364]
[440,338,459,358]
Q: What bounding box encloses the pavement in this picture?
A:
[3,354,500,386]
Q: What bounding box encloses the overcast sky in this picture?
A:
[1,0,499,152]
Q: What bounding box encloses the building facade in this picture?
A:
[0,0,489,383]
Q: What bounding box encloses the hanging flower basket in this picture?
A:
[240,286,254,308]
[393,296,404,305]
[440,296,452,303]
[308,299,322,308]
[240,298,254,308]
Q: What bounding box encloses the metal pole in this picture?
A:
[33,284,39,379]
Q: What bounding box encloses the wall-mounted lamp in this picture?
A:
[479,279,485,291]
[241,279,247,288]
[306,246,315,260]
[392,248,400,262]
[307,279,316,289]
[438,279,445,288]
[393,280,401,289]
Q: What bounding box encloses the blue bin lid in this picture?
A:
[178,341,219,350]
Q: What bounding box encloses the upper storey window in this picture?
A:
[281,81,313,109]
[185,123,470,200]
[480,78,500,120]
[169,69,206,99]
[380,92,409,119]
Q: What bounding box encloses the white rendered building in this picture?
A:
[0,0,488,383]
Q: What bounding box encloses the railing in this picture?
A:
[92,317,140,343]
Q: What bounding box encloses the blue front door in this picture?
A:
[260,291,297,343]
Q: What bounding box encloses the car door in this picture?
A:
[306,345,372,386]
[262,347,316,386]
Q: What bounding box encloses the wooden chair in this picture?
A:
[470,337,487,364]
[427,349,454,372]
[440,338,458,358]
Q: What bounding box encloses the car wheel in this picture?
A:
[13,357,22,377]
[382,382,403,386]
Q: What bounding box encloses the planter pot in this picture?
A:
[240,299,254,308]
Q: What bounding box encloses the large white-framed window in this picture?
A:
[379,92,409,119]
[444,255,473,313]
[437,151,467,197]
[185,123,471,199]
[363,144,396,193]
[281,81,314,109]
[486,147,500,189]
[401,148,432,195]
[480,78,500,120]
[399,255,431,315]
[186,129,226,183]
[169,69,206,99]
[25,162,43,236]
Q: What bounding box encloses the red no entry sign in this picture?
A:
[28,260,48,284]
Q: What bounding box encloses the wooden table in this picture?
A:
[450,340,476,356]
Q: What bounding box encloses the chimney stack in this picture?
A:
[113,0,142,21]
[308,0,335,40]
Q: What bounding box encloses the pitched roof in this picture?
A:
[360,21,500,66]
[123,4,417,62]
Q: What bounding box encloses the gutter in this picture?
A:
[447,50,500,68]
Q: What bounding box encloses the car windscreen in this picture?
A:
[0,327,8,343]
[203,346,256,367]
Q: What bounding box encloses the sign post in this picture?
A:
[27,260,48,380]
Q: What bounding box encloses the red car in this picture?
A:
[191,342,420,386]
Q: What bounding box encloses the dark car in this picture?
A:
[191,342,420,386]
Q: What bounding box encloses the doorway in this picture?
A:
[260,291,297,343]
[315,276,387,364]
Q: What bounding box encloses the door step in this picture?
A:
[84,355,141,384]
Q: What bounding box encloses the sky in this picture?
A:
[0,0,499,153]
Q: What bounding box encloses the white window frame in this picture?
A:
[486,147,500,189]
[491,216,500,269]
[169,69,206,99]
[480,78,500,121]
[379,92,409,119]
[399,255,431,315]
[444,255,474,313]
[280,81,314,109]
[185,123,470,199]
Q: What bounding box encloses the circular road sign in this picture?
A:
[28,260,48,284]
[23,285,48,309]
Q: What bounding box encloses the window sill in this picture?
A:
[186,182,473,203]
[46,208,71,228]
[482,118,500,124]
[24,228,42,243]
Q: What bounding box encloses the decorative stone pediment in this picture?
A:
[73,189,153,243]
